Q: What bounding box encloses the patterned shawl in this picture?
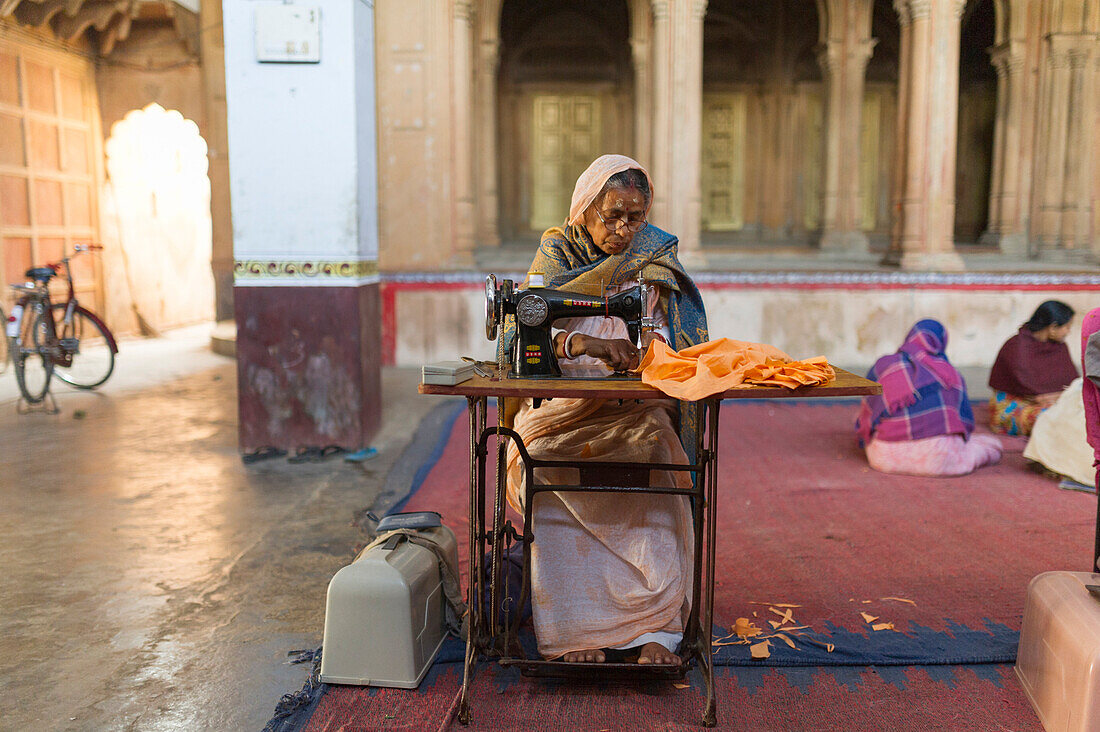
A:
[856,319,974,445]
[499,222,709,458]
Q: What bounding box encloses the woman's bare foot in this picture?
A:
[562,649,606,663]
[637,642,679,665]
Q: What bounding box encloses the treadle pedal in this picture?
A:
[500,658,687,680]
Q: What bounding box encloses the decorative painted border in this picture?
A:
[234,259,380,286]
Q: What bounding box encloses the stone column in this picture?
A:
[883,0,913,265]
[224,0,382,453]
[199,0,234,321]
[1033,34,1097,259]
[475,34,501,248]
[649,0,707,267]
[892,0,966,271]
[981,40,1028,255]
[816,40,875,255]
[631,34,653,168]
[816,0,875,257]
[451,0,476,265]
[629,0,653,167]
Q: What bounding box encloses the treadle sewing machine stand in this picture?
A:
[419,365,880,728]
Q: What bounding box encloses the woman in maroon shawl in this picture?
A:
[988,300,1078,435]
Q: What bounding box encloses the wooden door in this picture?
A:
[701,94,747,231]
[859,91,882,231]
[800,91,824,231]
[0,38,100,310]
[529,95,601,232]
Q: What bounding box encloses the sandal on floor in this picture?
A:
[344,447,379,463]
[288,445,347,463]
[242,446,287,464]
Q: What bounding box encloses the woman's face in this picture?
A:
[584,187,647,256]
[1045,319,1073,343]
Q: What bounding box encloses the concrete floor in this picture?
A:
[0,326,993,731]
[0,325,452,731]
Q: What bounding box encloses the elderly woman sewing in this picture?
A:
[502,155,707,665]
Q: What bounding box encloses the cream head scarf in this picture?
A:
[566,154,654,226]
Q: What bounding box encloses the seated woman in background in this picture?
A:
[503,154,708,665]
[1022,377,1095,486]
[988,300,1078,436]
[1082,307,1100,490]
[856,319,1002,477]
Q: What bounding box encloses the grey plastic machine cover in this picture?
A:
[320,522,458,688]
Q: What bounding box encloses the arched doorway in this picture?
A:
[868,0,901,251]
[954,0,996,245]
[701,0,823,246]
[102,103,214,331]
[496,0,634,244]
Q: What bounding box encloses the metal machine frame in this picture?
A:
[418,366,880,728]
[458,395,721,726]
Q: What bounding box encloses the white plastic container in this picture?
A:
[6,304,23,338]
[1016,571,1100,731]
[320,524,458,688]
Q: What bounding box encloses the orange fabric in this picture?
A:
[638,337,836,400]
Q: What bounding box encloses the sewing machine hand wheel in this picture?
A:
[485,274,511,341]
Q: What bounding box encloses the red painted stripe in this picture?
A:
[382,281,480,293]
[381,282,397,366]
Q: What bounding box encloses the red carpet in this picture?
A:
[295,401,1094,730]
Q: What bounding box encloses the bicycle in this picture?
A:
[7,244,118,404]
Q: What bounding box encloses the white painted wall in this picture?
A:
[393,286,1098,370]
[353,0,380,261]
[223,0,379,262]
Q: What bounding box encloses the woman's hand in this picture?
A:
[640,331,666,351]
[1035,392,1061,409]
[573,334,640,372]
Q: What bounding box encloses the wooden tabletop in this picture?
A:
[419,364,880,401]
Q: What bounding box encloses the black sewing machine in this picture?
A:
[484,274,654,378]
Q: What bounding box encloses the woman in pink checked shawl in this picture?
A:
[856,319,1002,477]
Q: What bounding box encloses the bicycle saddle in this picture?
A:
[24,267,55,282]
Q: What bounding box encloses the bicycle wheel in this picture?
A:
[0,304,8,374]
[13,309,53,403]
[52,304,115,389]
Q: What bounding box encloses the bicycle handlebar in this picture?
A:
[44,244,102,272]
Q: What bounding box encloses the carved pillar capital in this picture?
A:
[1045,33,1094,69]
[691,0,708,20]
[1067,45,1092,69]
[815,42,841,76]
[815,38,876,75]
[480,38,500,69]
[453,0,474,23]
[907,0,932,21]
[630,37,649,68]
[987,40,1025,74]
[651,0,669,21]
[893,0,911,26]
[853,37,877,65]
